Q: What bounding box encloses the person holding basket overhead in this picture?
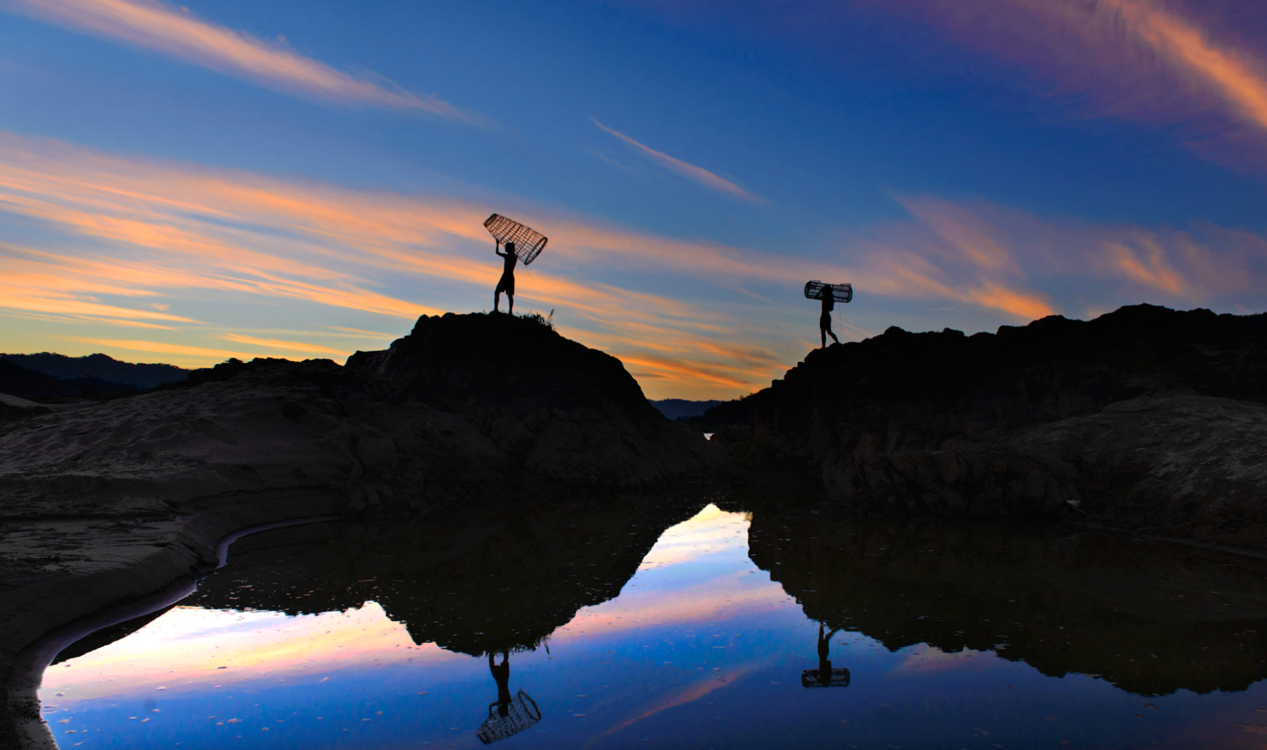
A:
[494,240,517,314]
[483,213,549,316]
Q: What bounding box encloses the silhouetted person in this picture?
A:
[819,290,840,348]
[494,241,517,314]
[816,623,839,687]
[489,651,512,717]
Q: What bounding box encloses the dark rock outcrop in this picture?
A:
[346,312,718,487]
[704,305,1267,542]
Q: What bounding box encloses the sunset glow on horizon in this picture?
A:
[5,0,1267,398]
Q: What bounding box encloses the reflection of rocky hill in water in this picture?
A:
[744,512,1267,696]
[188,498,703,657]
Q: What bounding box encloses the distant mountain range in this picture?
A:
[0,353,189,401]
[0,353,724,414]
[2,353,188,389]
[649,399,723,421]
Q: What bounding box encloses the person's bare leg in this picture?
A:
[494,290,501,313]
[821,329,827,348]
[508,293,514,315]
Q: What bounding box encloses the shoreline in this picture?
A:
[0,489,344,750]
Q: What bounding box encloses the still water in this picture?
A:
[37,501,1267,748]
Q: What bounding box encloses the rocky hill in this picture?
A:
[346,312,718,487]
[704,305,1267,547]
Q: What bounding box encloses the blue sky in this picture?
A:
[3,0,1267,398]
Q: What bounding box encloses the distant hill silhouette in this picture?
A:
[0,359,80,400]
[0,356,161,401]
[1,353,187,390]
[649,398,722,420]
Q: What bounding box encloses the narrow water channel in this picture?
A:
[36,502,1267,748]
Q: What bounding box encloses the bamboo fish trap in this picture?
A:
[804,281,853,303]
[801,667,852,688]
[484,214,548,266]
[477,690,542,744]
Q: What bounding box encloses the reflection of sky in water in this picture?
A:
[40,505,1267,749]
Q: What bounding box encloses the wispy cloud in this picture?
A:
[854,194,1267,320]
[64,337,254,361]
[2,0,466,118]
[592,118,759,201]
[217,333,344,356]
[873,0,1267,168]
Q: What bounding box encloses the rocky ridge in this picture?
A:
[703,305,1267,546]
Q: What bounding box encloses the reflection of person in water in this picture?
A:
[817,623,839,687]
[477,650,543,744]
[819,289,840,348]
[494,241,517,315]
[489,651,512,717]
[802,621,849,688]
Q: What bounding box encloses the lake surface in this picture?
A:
[37,500,1267,749]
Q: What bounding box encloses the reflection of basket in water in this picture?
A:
[477,690,543,744]
[801,668,851,688]
[484,214,548,266]
[804,280,853,303]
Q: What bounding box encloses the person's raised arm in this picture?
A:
[494,238,506,257]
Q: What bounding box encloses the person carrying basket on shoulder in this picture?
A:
[819,287,840,348]
[494,240,517,315]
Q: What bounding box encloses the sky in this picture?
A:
[3,0,1267,399]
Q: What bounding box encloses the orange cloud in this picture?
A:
[4,0,466,119]
[621,354,766,391]
[1101,237,1187,295]
[65,338,261,359]
[217,333,345,356]
[1100,0,1267,132]
[592,118,759,201]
